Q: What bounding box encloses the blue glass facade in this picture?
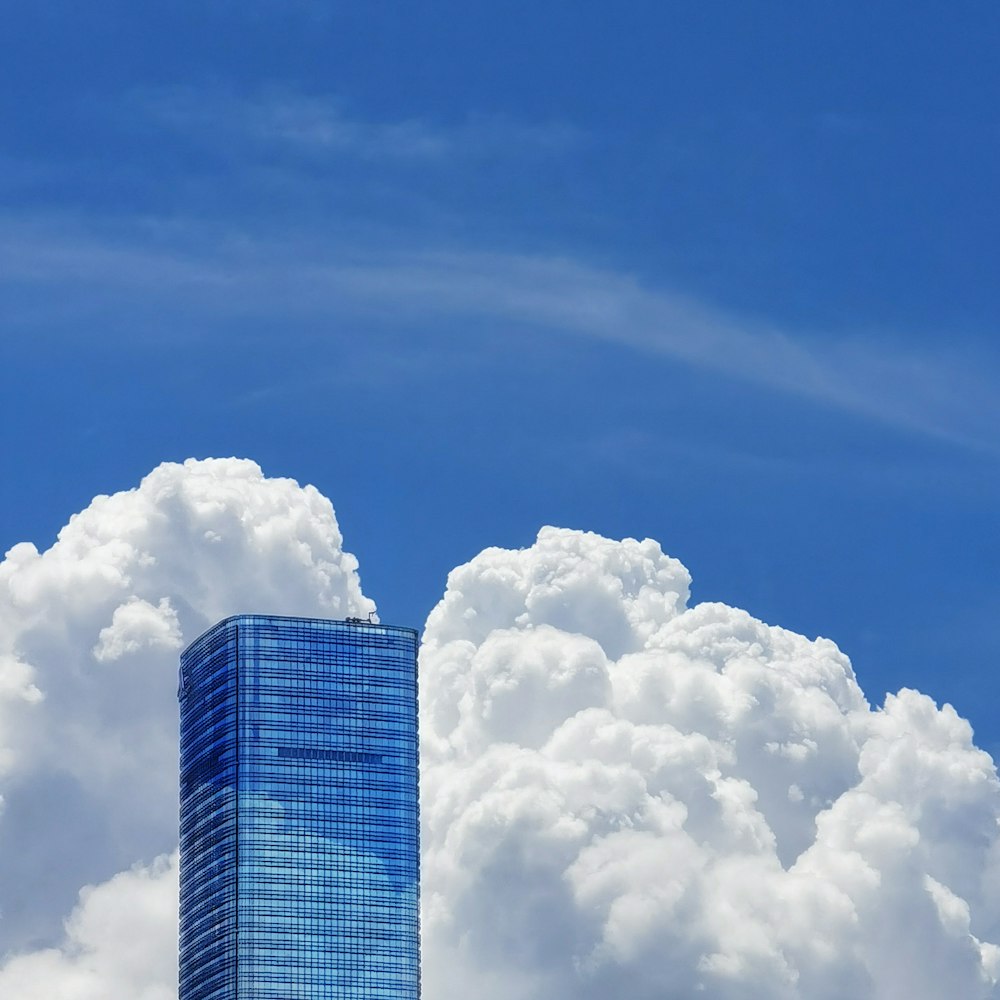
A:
[179,615,420,1000]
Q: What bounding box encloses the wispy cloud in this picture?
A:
[2,215,997,452]
[336,251,998,449]
[133,87,584,163]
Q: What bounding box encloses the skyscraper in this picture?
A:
[178,614,420,1000]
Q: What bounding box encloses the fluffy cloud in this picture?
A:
[92,597,182,662]
[420,526,1000,999]
[0,458,373,963]
[0,854,178,1000]
[4,466,1000,999]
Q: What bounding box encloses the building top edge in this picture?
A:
[180,613,419,659]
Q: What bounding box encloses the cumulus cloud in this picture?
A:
[0,854,178,1000]
[92,597,183,662]
[420,526,1000,1000]
[4,466,1000,1000]
[0,457,373,957]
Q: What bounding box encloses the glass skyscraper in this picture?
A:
[178,614,420,1000]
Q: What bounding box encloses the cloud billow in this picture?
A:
[420,526,1000,999]
[1,462,998,998]
[0,458,373,982]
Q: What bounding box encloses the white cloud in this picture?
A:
[3,469,1000,998]
[92,597,182,662]
[0,854,177,1000]
[420,526,1000,999]
[0,457,373,957]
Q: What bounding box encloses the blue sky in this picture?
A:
[3,3,999,751]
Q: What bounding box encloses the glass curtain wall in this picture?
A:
[179,615,420,1000]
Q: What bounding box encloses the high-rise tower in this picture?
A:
[178,614,420,1000]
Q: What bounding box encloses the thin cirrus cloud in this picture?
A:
[134,87,586,162]
[3,86,997,449]
[3,210,998,451]
[1,459,1000,998]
